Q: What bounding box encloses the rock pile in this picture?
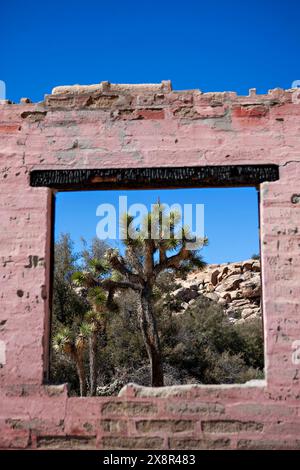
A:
[173,259,261,323]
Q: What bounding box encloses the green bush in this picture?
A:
[51,237,264,394]
[157,295,263,384]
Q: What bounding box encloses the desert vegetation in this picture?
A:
[51,204,264,396]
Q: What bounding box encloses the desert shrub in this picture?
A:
[51,351,81,396]
[203,350,263,384]
[234,317,264,369]
[157,295,264,384]
[92,294,264,389]
[51,237,264,393]
[52,288,264,393]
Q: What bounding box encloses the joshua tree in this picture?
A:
[53,324,89,396]
[73,202,207,387]
[111,203,207,386]
[72,260,111,396]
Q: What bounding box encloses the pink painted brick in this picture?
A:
[0,83,300,449]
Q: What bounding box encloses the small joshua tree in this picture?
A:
[53,324,89,396]
[72,261,111,396]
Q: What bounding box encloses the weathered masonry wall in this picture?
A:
[0,81,300,450]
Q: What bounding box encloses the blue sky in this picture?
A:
[2,0,298,263]
[1,0,300,102]
[55,188,260,264]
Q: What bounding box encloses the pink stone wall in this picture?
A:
[1,82,300,449]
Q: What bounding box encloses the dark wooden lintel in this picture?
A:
[30,165,279,190]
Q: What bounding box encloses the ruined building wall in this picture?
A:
[0,81,300,449]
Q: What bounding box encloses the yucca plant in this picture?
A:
[53,326,88,396]
[86,287,108,396]
[72,202,207,388]
[104,201,208,387]
[73,272,110,396]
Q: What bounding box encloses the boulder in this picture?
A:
[241,308,256,319]
[234,263,242,269]
[229,290,240,300]
[215,274,243,292]
[231,299,250,307]
[222,266,229,277]
[206,282,215,292]
[226,308,242,319]
[248,306,261,316]
[219,292,231,302]
[172,259,261,322]
[174,286,199,303]
[242,270,252,280]
[228,268,242,276]
[252,261,260,272]
[211,269,220,286]
[242,259,254,271]
[206,292,219,302]
[181,302,189,310]
[240,275,261,299]
[245,313,259,322]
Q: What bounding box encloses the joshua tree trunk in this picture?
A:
[89,331,98,396]
[138,286,164,387]
[75,354,87,397]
